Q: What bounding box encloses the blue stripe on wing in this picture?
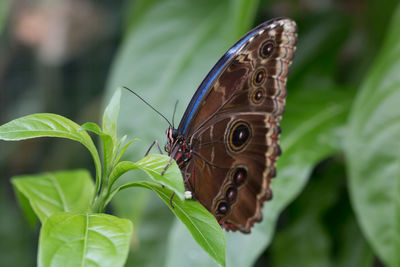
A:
[178,19,275,135]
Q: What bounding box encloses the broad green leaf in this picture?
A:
[102,88,121,141]
[13,186,39,227]
[270,160,373,267]
[116,181,226,267]
[366,0,399,48]
[289,14,350,86]
[123,192,173,267]
[167,87,354,267]
[345,4,400,266]
[38,213,133,267]
[0,113,102,196]
[12,170,94,223]
[107,154,185,202]
[123,0,161,35]
[229,0,259,38]
[105,0,251,160]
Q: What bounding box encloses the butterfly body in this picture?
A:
[166,18,297,233]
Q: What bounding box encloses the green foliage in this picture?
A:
[12,170,94,223]
[107,155,185,202]
[2,0,400,266]
[38,213,132,267]
[105,0,259,265]
[345,5,400,266]
[0,88,226,266]
[270,159,374,267]
[0,113,102,195]
[164,87,353,267]
[118,181,226,267]
[103,0,400,266]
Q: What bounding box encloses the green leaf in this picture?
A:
[289,13,350,86]
[0,113,102,197]
[105,0,248,160]
[107,154,185,201]
[114,138,136,164]
[345,4,400,266]
[81,122,114,177]
[102,88,121,141]
[12,170,94,223]
[229,0,258,37]
[270,160,373,267]
[116,181,226,267]
[134,154,185,197]
[38,213,133,267]
[13,186,39,227]
[80,122,103,136]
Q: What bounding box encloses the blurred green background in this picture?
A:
[1,0,399,266]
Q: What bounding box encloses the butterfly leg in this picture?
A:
[145,142,176,207]
[147,141,177,207]
[169,192,175,208]
[161,156,174,176]
[145,140,163,156]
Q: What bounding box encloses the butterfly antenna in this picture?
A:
[123,86,173,128]
[172,100,179,129]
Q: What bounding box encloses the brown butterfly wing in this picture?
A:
[180,18,297,232]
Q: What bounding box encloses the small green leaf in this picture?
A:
[114,138,136,164]
[38,213,133,267]
[81,122,115,177]
[12,169,94,222]
[108,154,185,200]
[135,154,185,197]
[80,122,103,136]
[103,88,121,141]
[0,113,102,196]
[117,181,226,267]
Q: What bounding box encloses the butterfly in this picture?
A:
[165,17,297,233]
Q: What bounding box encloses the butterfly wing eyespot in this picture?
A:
[252,68,266,86]
[232,167,247,186]
[168,18,297,233]
[215,200,229,215]
[260,40,275,58]
[226,121,252,152]
[225,186,237,202]
[250,88,265,104]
